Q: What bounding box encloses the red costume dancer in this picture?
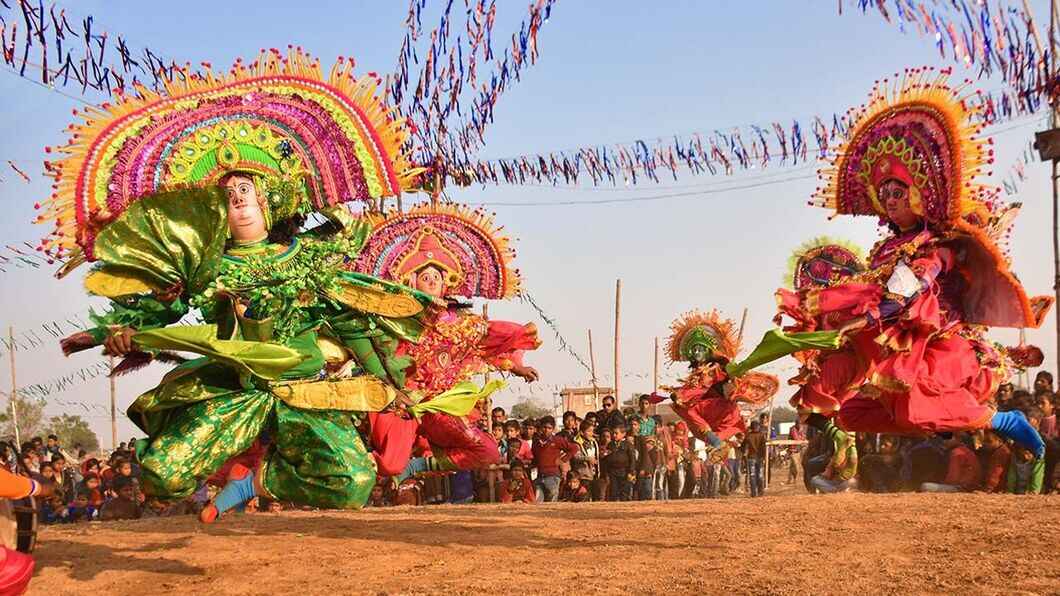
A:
[786,68,1052,455]
[354,204,541,475]
[655,311,780,446]
[774,238,868,417]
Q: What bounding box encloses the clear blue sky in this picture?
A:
[0,1,1055,445]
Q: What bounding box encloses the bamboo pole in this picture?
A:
[614,279,622,407]
[588,330,600,408]
[109,355,118,451]
[653,337,659,393]
[737,307,748,343]
[6,327,20,447]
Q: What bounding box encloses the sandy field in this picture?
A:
[27,491,1060,596]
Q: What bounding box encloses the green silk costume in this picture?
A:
[83,188,435,509]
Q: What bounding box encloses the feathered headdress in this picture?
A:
[666,310,740,363]
[813,67,994,228]
[37,48,423,274]
[785,236,865,290]
[352,203,520,299]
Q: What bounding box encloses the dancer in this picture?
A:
[653,311,780,447]
[352,204,541,476]
[39,49,445,519]
[781,68,1052,455]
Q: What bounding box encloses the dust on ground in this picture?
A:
[28,491,1060,596]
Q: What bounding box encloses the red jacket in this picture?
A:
[532,435,580,478]
[980,443,1010,493]
[943,445,982,491]
[500,478,537,503]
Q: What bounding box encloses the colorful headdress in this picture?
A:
[353,203,520,299]
[814,68,994,227]
[37,48,423,270]
[666,310,740,363]
[786,236,865,290]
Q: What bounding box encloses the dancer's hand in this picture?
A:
[511,365,539,383]
[103,327,138,356]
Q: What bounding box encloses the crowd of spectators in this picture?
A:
[1,435,207,524]
[374,394,780,506]
[814,371,1060,495]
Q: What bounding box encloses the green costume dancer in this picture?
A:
[39,50,454,515]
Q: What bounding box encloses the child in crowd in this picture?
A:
[601,422,635,501]
[66,489,97,522]
[636,435,661,501]
[79,473,105,508]
[367,484,390,507]
[491,423,508,461]
[978,430,1011,493]
[1007,445,1044,494]
[500,461,537,504]
[1038,394,1056,440]
[559,472,590,502]
[99,476,143,521]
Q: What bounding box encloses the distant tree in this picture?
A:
[45,414,100,453]
[0,395,45,443]
[510,399,550,420]
[770,406,798,425]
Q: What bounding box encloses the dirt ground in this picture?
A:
[27,490,1060,596]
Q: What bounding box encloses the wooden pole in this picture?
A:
[588,330,600,408]
[6,327,20,447]
[614,279,622,407]
[109,355,118,451]
[653,337,659,393]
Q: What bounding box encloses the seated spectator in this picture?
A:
[559,472,590,502]
[1007,445,1044,494]
[50,454,77,502]
[66,489,97,523]
[903,436,948,490]
[99,476,143,521]
[499,461,536,504]
[920,433,982,493]
[366,484,390,507]
[79,473,105,508]
[977,430,1011,493]
[810,424,858,494]
[858,435,902,493]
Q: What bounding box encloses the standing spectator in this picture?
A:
[978,430,1011,493]
[725,437,742,494]
[531,416,580,502]
[788,422,805,484]
[45,435,62,460]
[491,424,508,462]
[920,433,982,493]
[1007,445,1044,494]
[499,460,537,504]
[597,428,613,500]
[624,421,641,500]
[596,396,626,437]
[1037,393,1056,440]
[571,420,599,499]
[633,396,656,437]
[491,407,507,430]
[504,421,532,465]
[601,422,635,501]
[1034,371,1054,399]
[742,421,767,497]
[1010,390,1036,414]
[557,411,580,440]
[636,435,661,501]
[758,414,771,439]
